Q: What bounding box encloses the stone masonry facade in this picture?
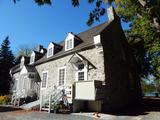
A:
[36,46,105,95]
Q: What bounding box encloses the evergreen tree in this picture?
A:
[0,36,14,95]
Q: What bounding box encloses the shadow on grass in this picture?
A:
[105,97,160,116]
[0,106,22,112]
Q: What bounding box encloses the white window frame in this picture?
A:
[77,71,85,81]
[58,67,66,86]
[41,71,48,89]
[47,43,54,58]
[65,33,74,51]
[30,55,35,64]
[20,57,25,68]
[65,39,74,51]
[75,61,88,81]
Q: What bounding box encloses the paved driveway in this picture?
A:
[0,97,160,120]
[0,111,94,120]
[0,109,160,120]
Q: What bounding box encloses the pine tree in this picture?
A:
[0,36,14,95]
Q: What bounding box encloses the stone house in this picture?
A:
[10,6,141,112]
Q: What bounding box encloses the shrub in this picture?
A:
[0,95,10,105]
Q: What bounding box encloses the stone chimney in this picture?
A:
[107,6,116,21]
[37,45,43,52]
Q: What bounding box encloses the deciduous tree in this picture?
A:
[12,0,160,90]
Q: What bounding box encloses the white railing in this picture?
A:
[40,85,72,113]
[11,89,26,106]
[40,86,65,107]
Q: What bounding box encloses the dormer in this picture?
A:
[47,43,54,58]
[65,32,82,51]
[47,42,62,58]
[65,32,74,51]
[20,56,25,69]
[37,45,47,54]
[40,48,47,54]
[40,49,44,54]
[30,51,35,64]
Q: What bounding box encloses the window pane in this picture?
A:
[78,64,84,70]
[59,68,65,86]
[48,48,53,57]
[66,39,73,50]
[42,72,47,88]
[30,56,34,63]
[78,72,84,81]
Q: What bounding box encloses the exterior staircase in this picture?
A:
[40,85,71,113]
[11,90,26,106]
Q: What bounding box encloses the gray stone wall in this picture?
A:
[100,16,141,111]
[35,47,105,95]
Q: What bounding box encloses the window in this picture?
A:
[76,63,87,81]
[78,64,84,70]
[65,32,75,51]
[30,55,35,64]
[58,67,66,86]
[78,72,84,81]
[65,39,73,51]
[47,47,53,58]
[41,71,48,88]
[67,39,72,50]
[30,52,35,64]
[40,49,44,54]
[20,59,24,68]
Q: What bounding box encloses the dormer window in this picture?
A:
[20,57,25,68]
[30,51,35,64]
[47,47,53,57]
[65,33,74,51]
[66,39,73,50]
[47,43,54,58]
[30,56,35,64]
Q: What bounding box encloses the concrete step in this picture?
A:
[20,100,40,110]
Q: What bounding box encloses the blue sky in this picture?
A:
[0,0,129,54]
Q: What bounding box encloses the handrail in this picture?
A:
[40,85,72,112]
[41,86,65,104]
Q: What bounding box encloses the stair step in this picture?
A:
[41,107,54,111]
[44,105,49,108]
[41,107,49,111]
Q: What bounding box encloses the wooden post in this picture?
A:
[40,95,43,111]
[17,98,20,107]
[48,95,51,113]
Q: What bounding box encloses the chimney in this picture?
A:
[37,45,43,52]
[107,6,117,21]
